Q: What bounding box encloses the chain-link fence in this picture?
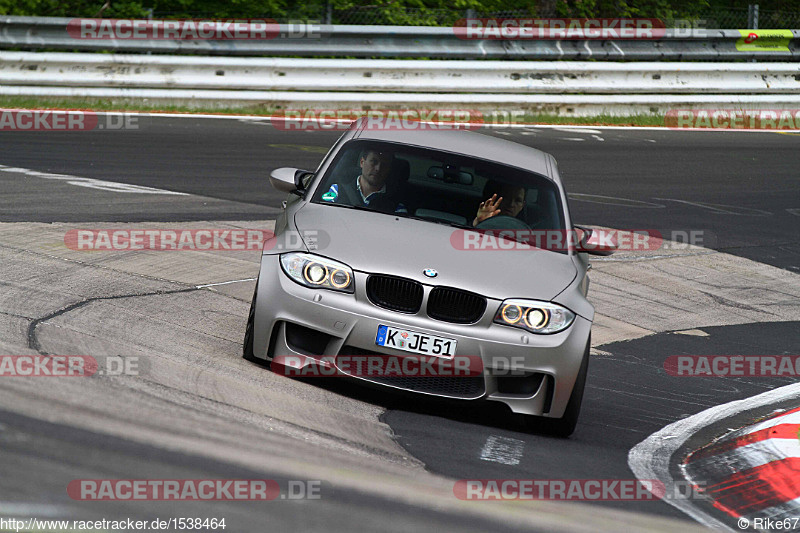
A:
[320,8,534,26]
[688,7,800,29]
[328,6,799,28]
[149,5,800,29]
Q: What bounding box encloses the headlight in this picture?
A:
[280,253,354,293]
[494,299,575,334]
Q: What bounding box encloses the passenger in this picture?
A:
[473,181,526,226]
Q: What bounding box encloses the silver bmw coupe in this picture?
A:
[243,120,613,437]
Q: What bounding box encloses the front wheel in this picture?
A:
[243,278,269,367]
[524,336,590,438]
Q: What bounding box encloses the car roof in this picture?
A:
[350,120,557,182]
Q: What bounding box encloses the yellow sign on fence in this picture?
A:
[736,29,793,52]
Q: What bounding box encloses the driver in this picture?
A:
[322,148,407,214]
[473,181,526,226]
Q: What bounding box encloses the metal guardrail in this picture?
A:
[1,52,799,116]
[1,16,799,60]
[1,53,799,94]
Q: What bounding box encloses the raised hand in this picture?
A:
[474,194,503,226]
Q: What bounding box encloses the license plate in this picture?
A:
[375,325,457,358]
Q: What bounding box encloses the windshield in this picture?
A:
[310,140,566,245]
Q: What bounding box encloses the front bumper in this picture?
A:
[252,256,592,418]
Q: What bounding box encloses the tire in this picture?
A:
[243,277,269,367]
[525,336,590,438]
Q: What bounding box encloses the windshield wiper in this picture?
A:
[314,202,374,214]
[315,205,475,231]
[402,214,474,230]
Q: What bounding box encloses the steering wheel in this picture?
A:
[474,215,531,231]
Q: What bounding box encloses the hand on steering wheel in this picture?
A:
[473,194,503,226]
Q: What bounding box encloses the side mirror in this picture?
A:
[574,226,617,256]
[269,167,314,195]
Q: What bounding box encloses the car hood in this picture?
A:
[294,203,576,301]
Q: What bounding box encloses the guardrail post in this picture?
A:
[748,4,759,29]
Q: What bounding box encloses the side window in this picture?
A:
[323,147,361,189]
[300,172,315,189]
[313,131,348,175]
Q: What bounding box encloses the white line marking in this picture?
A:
[592,134,605,142]
[0,502,71,517]
[628,382,800,531]
[654,198,773,216]
[0,165,188,195]
[590,250,716,262]
[568,193,665,208]
[561,137,586,142]
[553,128,603,134]
[239,119,274,126]
[787,208,800,216]
[196,278,257,289]
[610,41,625,57]
[674,329,709,337]
[479,435,525,465]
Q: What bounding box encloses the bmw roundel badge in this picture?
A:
[423,268,438,278]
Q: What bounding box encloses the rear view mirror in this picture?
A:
[427,165,473,185]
